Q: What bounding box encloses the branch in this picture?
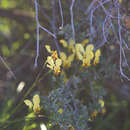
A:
[51,0,60,56]
[117,6,130,81]
[34,0,40,68]
[58,0,64,28]
[0,56,16,79]
[70,0,75,42]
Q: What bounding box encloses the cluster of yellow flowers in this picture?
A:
[59,39,101,68]
[98,99,106,115]
[24,94,40,113]
[45,45,62,75]
[59,39,75,68]
[90,99,106,119]
[45,39,101,75]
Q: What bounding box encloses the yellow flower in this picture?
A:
[24,100,33,109]
[81,44,94,67]
[85,44,94,54]
[75,44,84,60]
[91,110,98,118]
[93,49,101,65]
[68,39,75,53]
[59,39,75,53]
[24,94,40,113]
[45,45,52,53]
[82,58,91,67]
[53,58,62,75]
[46,56,62,75]
[51,51,58,60]
[81,39,89,47]
[45,45,58,60]
[98,99,104,107]
[58,108,63,114]
[59,39,100,68]
[101,108,106,115]
[46,56,55,70]
[60,52,74,68]
[59,39,68,48]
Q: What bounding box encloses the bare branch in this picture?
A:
[34,0,40,68]
[51,0,60,56]
[70,0,75,42]
[39,24,56,39]
[85,0,98,15]
[58,0,64,28]
[117,7,130,81]
[0,56,16,79]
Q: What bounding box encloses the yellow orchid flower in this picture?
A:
[93,49,101,65]
[60,52,74,68]
[24,94,40,113]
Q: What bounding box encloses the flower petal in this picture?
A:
[24,100,33,109]
[85,44,94,52]
[45,45,52,53]
[59,40,68,48]
[60,52,67,61]
[56,59,62,67]
[33,94,40,106]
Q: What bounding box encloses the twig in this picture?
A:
[117,7,130,81]
[34,0,57,67]
[34,0,40,67]
[121,47,130,70]
[58,0,64,28]
[51,0,60,56]
[0,56,16,79]
[85,0,98,15]
[102,16,108,43]
[98,0,121,19]
[90,0,110,37]
[123,40,130,50]
[70,0,75,42]
[39,24,56,38]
